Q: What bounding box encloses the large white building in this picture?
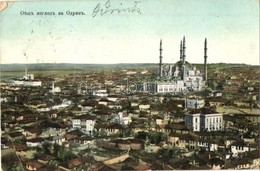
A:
[11,69,42,87]
[141,37,207,94]
[72,115,96,135]
[185,108,223,132]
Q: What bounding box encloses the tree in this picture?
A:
[53,143,62,157]
[148,132,165,144]
[135,131,148,140]
[157,148,175,160]
[52,143,76,162]
[42,142,51,155]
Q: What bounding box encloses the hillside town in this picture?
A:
[1,39,260,171]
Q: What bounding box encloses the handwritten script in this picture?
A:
[92,0,141,17]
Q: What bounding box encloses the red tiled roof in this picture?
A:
[26,161,44,169]
[188,108,219,114]
[27,138,45,143]
[67,156,91,169]
[73,114,96,120]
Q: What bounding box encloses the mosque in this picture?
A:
[141,36,208,93]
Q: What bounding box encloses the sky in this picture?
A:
[0,0,259,65]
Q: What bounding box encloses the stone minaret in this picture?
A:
[182,36,186,64]
[159,39,163,78]
[204,38,208,81]
[182,36,186,81]
[180,40,183,61]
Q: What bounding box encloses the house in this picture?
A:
[154,115,164,126]
[46,110,58,119]
[241,133,255,143]
[115,139,131,151]
[234,100,251,108]
[155,124,164,133]
[8,131,25,142]
[128,111,140,119]
[71,114,96,135]
[224,136,238,147]
[106,138,144,151]
[243,114,260,124]
[168,133,196,151]
[73,136,95,149]
[14,143,37,159]
[26,160,45,171]
[40,127,66,138]
[128,122,143,134]
[65,130,84,141]
[225,158,251,170]
[51,99,72,110]
[185,98,205,109]
[46,136,65,145]
[36,105,51,112]
[235,158,251,170]
[107,95,127,102]
[208,157,225,170]
[105,123,126,136]
[197,139,219,152]
[229,141,249,157]
[23,126,42,140]
[208,97,226,107]
[128,139,145,151]
[59,156,95,171]
[26,138,45,147]
[164,123,189,134]
[111,112,132,125]
[98,98,110,106]
[139,102,150,112]
[93,107,114,120]
[78,100,97,112]
[172,112,185,123]
[131,100,139,107]
[93,89,108,97]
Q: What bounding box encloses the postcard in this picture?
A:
[0,0,259,170]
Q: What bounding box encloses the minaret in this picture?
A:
[182,36,186,81]
[159,39,163,78]
[182,36,186,64]
[204,38,208,81]
[24,52,28,78]
[180,40,183,61]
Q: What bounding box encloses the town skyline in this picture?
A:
[0,0,259,65]
[1,59,259,170]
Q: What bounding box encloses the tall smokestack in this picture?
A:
[204,38,208,81]
[159,39,163,78]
